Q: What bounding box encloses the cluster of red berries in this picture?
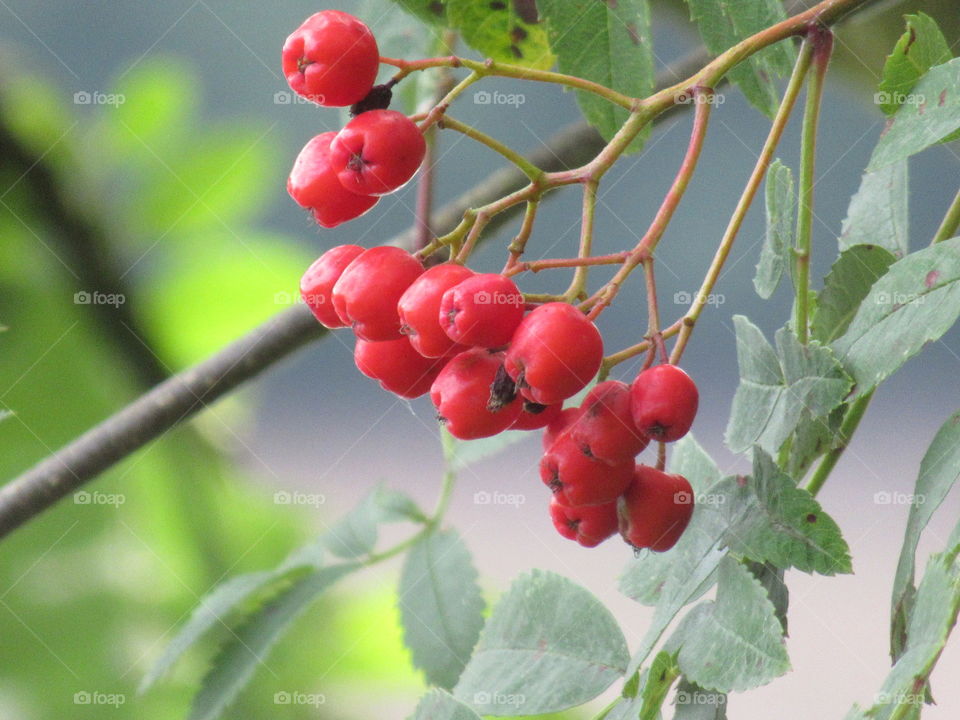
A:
[283,11,426,227]
[284,10,698,554]
[299,244,699,552]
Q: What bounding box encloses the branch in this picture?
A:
[0,47,734,540]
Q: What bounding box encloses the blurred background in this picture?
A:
[1,0,959,718]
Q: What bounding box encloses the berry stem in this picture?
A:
[418,71,482,132]
[668,37,815,364]
[599,322,683,375]
[505,252,629,276]
[793,26,832,345]
[565,179,600,301]
[932,186,960,245]
[503,200,540,271]
[437,115,544,181]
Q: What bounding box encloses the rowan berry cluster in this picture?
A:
[285,11,699,553]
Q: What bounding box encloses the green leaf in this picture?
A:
[745,561,788,634]
[399,530,485,689]
[619,435,722,606]
[410,689,484,719]
[638,651,680,720]
[725,317,853,455]
[668,557,790,693]
[867,58,960,170]
[784,405,844,480]
[839,161,910,259]
[539,0,654,151]
[877,13,951,116]
[673,679,728,720]
[324,484,425,559]
[720,448,852,575]
[891,410,960,662]
[685,0,795,117]
[389,0,448,26]
[188,563,359,720]
[447,0,554,70]
[812,245,898,344]
[832,237,960,394]
[754,159,795,298]
[861,545,960,720]
[454,569,629,715]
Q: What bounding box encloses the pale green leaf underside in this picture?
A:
[839,161,909,259]
[754,159,795,298]
[409,689,484,720]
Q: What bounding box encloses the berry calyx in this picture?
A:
[430,349,522,440]
[549,496,618,548]
[354,337,446,399]
[398,263,475,357]
[439,273,525,349]
[505,302,603,405]
[282,11,379,107]
[511,400,563,431]
[540,435,633,506]
[332,246,423,341]
[618,465,695,552]
[630,364,699,442]
[287,133,378,228]
[300,245,365,328]
[330,110,427,196]
[571,381,649,461]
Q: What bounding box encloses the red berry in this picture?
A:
[330,110,426,196]
[549,496,618,548]
[439,273,525,348]
[629,364,699,442]
[618,465,694,552]
[540,435,633,507]
[430,349,522,440]
[354,337,446,399]
[571,381,649,461]
[398,263,475,357]
[300,245,365,328]
[505,302,603,405]
[332,246,423,341]
[510,400,563,431]
[288,133,378,228]
[541,407,582,451]
[282,11,379,107]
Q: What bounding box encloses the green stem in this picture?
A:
[932,186,960,244]
[794,27,833,345]
[438,115,544,182]
[804,390,872,496]
[504,200,540,271]
[669,39,815,364]
[565,180,599,301]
